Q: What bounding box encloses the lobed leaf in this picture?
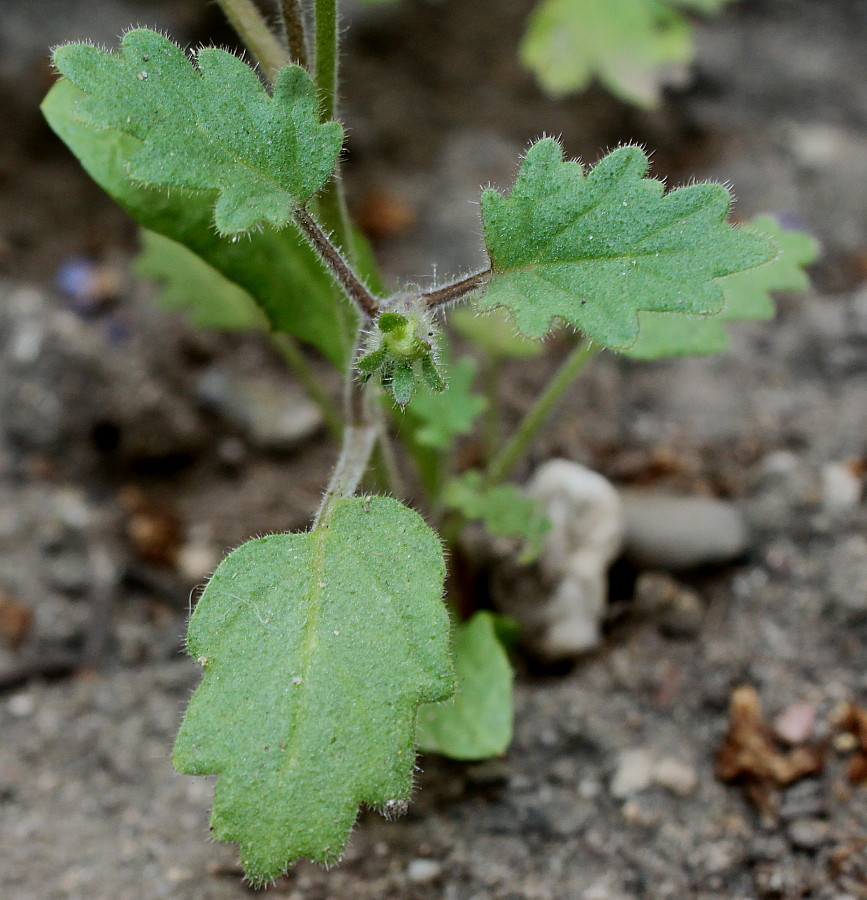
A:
[521,0,738,105]
[173,496,454,883]
[416,612,514,761]
[624,214,818,359]
[52,29,343,234]
[444,470,550,562]
[135,229,267,331]
[42,78,355,365]
[478,139,774,350]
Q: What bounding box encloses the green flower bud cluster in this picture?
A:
[357,307,445,406]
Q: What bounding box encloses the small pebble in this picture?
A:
[773,701,816,745]
[821,462,862,513]
[407,858,442,883]
[787,818,830,851]
[653,758,698,797]
[610,748,654,799]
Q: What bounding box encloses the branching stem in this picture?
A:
[216,0,289,85]
[485,338,599,485]
[278,0,309,68]
[295,207,379,318]
[419,268,492,310]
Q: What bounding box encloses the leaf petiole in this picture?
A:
[485,337,599,485]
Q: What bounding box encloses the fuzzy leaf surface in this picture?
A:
[522,0,737,105]
[625,215,818,359]
[416,612,514,761]
[52,29,343,234]
[444,470,550,562]
[407,357,487,450]
[479,139,773,349]
[173,496,454,883]
[42,79,355,365]
[135,230,267,331]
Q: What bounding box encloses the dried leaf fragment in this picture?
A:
[716,685,825,819]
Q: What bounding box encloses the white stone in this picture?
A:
[407,858,442,883]
[513,460,624,659]
[821,462,862,513]
[653,758,698,796]
[610,748,655,799]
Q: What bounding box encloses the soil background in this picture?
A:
[0,1,866,898]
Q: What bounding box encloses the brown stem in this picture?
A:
[419,267,492,310]
[294,207,379,319]
[278,0,309,68]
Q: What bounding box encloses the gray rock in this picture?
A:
[196,365,324,450]
[620,490,749,570]
[828,536,867,613]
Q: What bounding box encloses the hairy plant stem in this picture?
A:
[216,0,289,85]
[314,374,378,527]
[420,268,492,310]
[313,0,339,122]
[271,333,342,439]
[277,0,309,67]
[295,207,379,318]
[485,338,599,485]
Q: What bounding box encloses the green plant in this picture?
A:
[42,0,816,884]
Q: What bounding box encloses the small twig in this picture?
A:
[277,0,309,68]
[295,207,379,319]
[217,0,290,85]
[419,268,492,311]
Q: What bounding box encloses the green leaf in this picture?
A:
[451,307,543,359]
[521,0,737,105]
[478,139,774,350]
[52,29,343,234]
[42,78,355,366]
[624,214,818,359]
[407,357,487,450]
[444,470,550,563]
[134,229,267,331]
[173,496,454,883]
[416,612,513,761]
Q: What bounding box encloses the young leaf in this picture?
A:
[444,469,550,562]
[416,612,514,761]
[173,496,455,883]
[407,357,487,450]
[522,0,692,105]
[451,307,543,359]
[42,79,355,365]
[521,0,737,105]
[135,230,267,331]
[52,29,343,234]
[478,139,774,350]
[624,214,818,359]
